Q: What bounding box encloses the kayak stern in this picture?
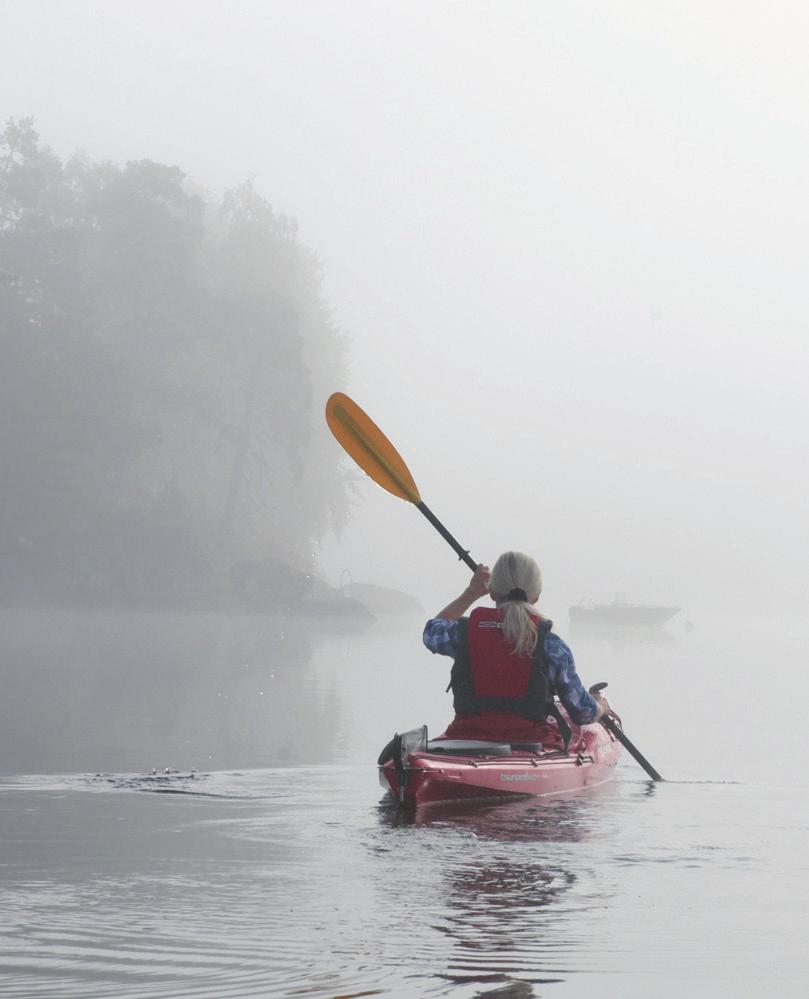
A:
[378,724,620,807]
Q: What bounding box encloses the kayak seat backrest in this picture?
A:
[426,739,511,757]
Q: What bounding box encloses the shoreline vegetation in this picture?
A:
[0,567,422,625]
[1,118,355,620]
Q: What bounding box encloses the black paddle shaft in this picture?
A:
[416,501,478,572]
[590,682,664,782]
[602,716,664,782]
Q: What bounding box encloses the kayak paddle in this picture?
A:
[590,683,664,781]
[325,391,664,782]
[325,392,477,571]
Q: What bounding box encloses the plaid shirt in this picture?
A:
[423,616,599,725]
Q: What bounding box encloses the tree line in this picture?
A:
[0,118,351,609]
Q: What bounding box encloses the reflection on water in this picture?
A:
[3,609,809,997]
[434,853,579,993]
[375,792,623,997]
[2,764,809,998]
[0,607,341,775]
[0,767,625,999]
[380,787,618,841]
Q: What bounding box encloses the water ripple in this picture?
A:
[2,767,807,997]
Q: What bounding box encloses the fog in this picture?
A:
[4,1,809,618]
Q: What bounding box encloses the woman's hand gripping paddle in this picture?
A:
[325,393,478,571]
[326,392,664,782]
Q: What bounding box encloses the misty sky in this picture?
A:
[4,1,809,615]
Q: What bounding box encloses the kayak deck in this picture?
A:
[378,723,621,806]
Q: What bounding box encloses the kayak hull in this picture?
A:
[378,723,621,807]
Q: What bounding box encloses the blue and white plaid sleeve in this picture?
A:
[423,617,461,657]
[544,633,599,724]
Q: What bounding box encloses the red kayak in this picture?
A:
[378,721,621,806]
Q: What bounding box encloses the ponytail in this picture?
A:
[490,551,543,656]
[499,601,538,656]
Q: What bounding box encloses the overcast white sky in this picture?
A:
[4,1,809,615]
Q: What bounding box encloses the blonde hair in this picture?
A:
[490,551,543,656]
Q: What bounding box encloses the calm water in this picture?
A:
[1,606,808,998]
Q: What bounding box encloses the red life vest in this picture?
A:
[449,607,555,721]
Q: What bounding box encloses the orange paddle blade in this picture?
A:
[325,393,421,504]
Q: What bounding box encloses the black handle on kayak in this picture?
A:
[589,683,664,782]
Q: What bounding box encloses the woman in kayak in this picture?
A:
[424,551,610,748]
